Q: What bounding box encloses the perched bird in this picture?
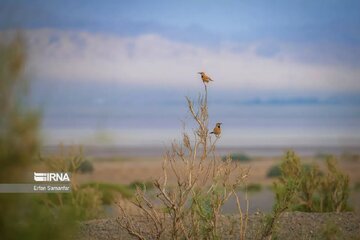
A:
[210,123,222,137]
[198,72,214,83]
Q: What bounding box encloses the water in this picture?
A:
[41,103,360,147]
[31,82,360,149]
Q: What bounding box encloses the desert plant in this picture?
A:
[277,153,350,213]
[117,85,250,240]
[0,33,78,240]
[223,153,252,162]
[260,151,351,239]
[77,159,94,173]
[0,34,39,183]
[319,157,350,212]
[39,145,104,220]
[82,182,133,204]
[128,181,154,191]
[266,165,282,178]
[260,151,302,239]
[354,182,360,191]
[266,163,319,179]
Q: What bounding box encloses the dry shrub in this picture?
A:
[117,85,250,240]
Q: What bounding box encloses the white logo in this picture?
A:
[34,172,70,182]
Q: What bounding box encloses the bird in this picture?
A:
[210,123,222,137]
[198,72,214,83]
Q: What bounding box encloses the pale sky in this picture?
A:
[1,0,360,147]
[1,0,359,93]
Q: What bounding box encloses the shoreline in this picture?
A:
[40,144,360,158]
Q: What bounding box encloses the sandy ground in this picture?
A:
[77,155,360,187]
[76,212,360,240]
[72,153,360,239]
[74,154,360,214]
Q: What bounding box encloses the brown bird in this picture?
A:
[198,72,214,83]
[210,123,222,137]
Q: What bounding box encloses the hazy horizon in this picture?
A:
[31,81,360,147]
[1,0,359,149]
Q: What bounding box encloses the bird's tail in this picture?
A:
[210,132,214,134]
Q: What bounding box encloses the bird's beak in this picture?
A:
[197,72,201,74]
[219,123,222,125]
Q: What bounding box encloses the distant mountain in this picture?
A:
[240,96,360,105]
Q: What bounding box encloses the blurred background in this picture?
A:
[1,0,360,156]
[1,2,360,232]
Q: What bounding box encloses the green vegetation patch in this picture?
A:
[267,165,282,178]
[354,182,360,191]
[222,153,252,162]
[238,183,263,193]
[274,151,351,212]
[81,182,133,204]
[246,183,263,192]
[128,180,154,191]
[267,163,323,178]
[315,152,333,160]
[76,159,94,173]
